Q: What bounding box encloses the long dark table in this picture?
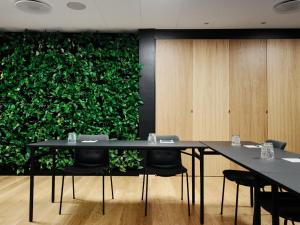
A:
[201,141,300,225]
[27,140,207,223]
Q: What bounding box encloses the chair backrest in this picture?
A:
[265,139,287,150]
[75,134,109,167]
[147,135,181,168]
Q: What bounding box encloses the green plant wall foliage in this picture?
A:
[0,32,143,174]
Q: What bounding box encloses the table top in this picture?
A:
[202,141,300,194]
[28,140,206,149]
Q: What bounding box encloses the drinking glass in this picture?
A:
[147,133,157,144]
[261,142,274,160]
[261,144,268,159]
[231,135,241,146]
[68,132,77,144]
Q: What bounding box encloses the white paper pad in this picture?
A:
[159,140,174,144]
[81,140,98,143]
[243,145,262,148]
[282,158,300,163]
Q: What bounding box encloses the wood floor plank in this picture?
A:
[0,176,297,225]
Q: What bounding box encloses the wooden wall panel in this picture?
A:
[267,40,300,153]
[229,40,268,169]
[155,39,300,175]
[193,40,230,176]
[155,40,194,173]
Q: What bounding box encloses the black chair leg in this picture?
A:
[292,221,295,225]
[220,176,226,215]
[72,176,75,199]
[110,175,114,199]
[250,186,254,207]
[145,174,149,216]
[284,219,288,225]
[181,173,184,200]
[141,173,145,200]
[234,184,239,225]
[186,172,190,216]
[59,175,65,215]
[102,176,105,215]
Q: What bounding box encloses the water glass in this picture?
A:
[68,132,77,144]
[147,133,157,144]
[231,135,241,146]
[261,142,274,160]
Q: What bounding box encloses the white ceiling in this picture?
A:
[0,0,300,31]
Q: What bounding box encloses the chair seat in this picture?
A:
[145,165,187,177]
[261,192,300,222]
[223,170,267,187]
[62,166,107,175]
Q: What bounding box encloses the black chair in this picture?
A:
[220,139,287,225]
[59,134,114,215]
[260,191,300,225]
[141,135,190,216]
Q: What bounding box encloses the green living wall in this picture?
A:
[0,32,143,174]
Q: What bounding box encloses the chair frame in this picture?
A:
[140,135,190,217]
[141,171,190,216]
[58,134,114,215]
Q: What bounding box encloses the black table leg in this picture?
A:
[29,174,34,222]
[253,182,261,225]
[29,147,36,222]
[200,149,204,224]
[192,148,195,205]
[271,185,279,225]
[51,148,56,203]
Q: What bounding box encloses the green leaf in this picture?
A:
[0,32,143,174]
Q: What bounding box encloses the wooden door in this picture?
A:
[229,40,268,169]
[267,40,300,152]
[155,40,194,173]
[193,40,230,176]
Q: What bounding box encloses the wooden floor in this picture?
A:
[0,176,297,225]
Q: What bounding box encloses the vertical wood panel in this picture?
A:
[155,40,194,173]
[267,40,300,153]
[229,40,268,169]
[193,40,230,176]
[155,39,282,174]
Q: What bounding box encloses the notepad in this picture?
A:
[243,145,262,148]
[282,158,300,163]
[159,140,174,144]
[81,140,98,143]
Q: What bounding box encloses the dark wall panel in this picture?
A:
[139,29,156,139]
